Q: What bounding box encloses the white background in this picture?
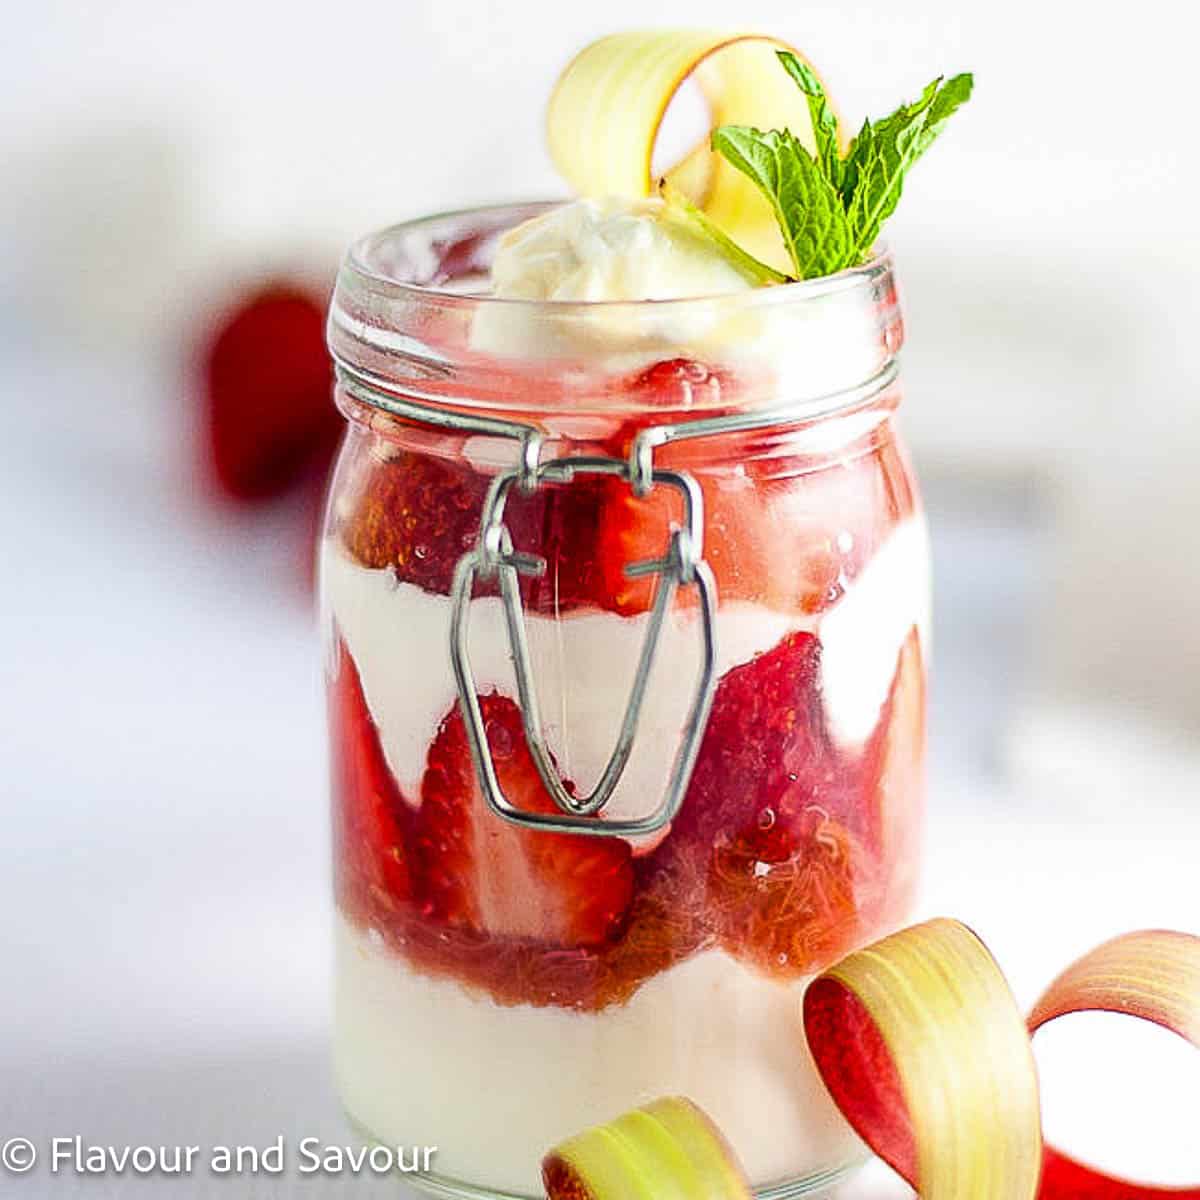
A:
[2,2,1198,1196]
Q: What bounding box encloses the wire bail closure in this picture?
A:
[449,454,717,837]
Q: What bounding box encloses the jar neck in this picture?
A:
[328,203,904,429]
[335,365,902,497]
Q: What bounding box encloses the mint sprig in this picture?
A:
[711,53,973,280]
[708,127,853,281]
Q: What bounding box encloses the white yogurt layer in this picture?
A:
[334,915,865,1195]
[321,517,929,812]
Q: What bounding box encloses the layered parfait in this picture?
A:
[321,31,968,1197]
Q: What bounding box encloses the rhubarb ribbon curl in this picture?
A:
[547,31,840,274]
[803,920,1200,1199]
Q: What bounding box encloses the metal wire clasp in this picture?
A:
[448,454,718,838]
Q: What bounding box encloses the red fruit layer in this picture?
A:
[338,359,905,618]
[642,631,872,976]
[414,695,634,947]
[331,621,922,1009]
[201,282,339,502]
[659,632,836,850]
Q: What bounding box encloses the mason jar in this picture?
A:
[321,202,929,1198]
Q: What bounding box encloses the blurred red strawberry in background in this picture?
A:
[201,282,338,501]
[195,278,339,593]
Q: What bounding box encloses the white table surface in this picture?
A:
[2,336,1196,1196]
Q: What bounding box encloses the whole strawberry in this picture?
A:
[200,281,338,502]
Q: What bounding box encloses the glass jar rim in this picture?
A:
[329,201,903,421]
[340,199,894,313]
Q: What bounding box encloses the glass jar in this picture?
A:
[321,203,929,1199]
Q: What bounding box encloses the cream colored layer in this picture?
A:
[334,915,864,1195]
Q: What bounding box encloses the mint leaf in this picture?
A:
[839,77,939,209]
[775,51,841,190]
[708,61,972,279]
[920,72,974,149]
[658,180,790,285]
[843,73,974,258]
[710,125,853,278]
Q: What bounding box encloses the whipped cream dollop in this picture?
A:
[471,197,776,363]
[470,197,885,400]
[489,196,761,303]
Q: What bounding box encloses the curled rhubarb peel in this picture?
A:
[542,1096,751,1200]
[803,921,1200,1199]
[546,31,840,273]
[1030,930,1200,1199]
[804,919,1043,1199]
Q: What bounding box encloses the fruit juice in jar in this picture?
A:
[320,198,929,1198]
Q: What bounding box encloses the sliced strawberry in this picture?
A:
[670,631,834,847]
[340,358,728,612]
[339,450,605,613]
[595,468,850,615]
[352,631,920,1004]
[337,357,906,618]
[340,450,482,588]
[201,282,339,502]
[328,636,414,921]
[644,630,868,977]
[340,357,912,618]
[414,695,634,948]
[595,357,910,617]
[596,450,878,618]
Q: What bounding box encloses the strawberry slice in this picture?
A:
[595,468,848,615]
[670,631,834,848]
[329,637,415,921]
[596,357,911,617]
[339,358,910,618]
[414,695,635,947]
[340,449,482,589]
[645,630,867,976]
[339,449,606,613]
